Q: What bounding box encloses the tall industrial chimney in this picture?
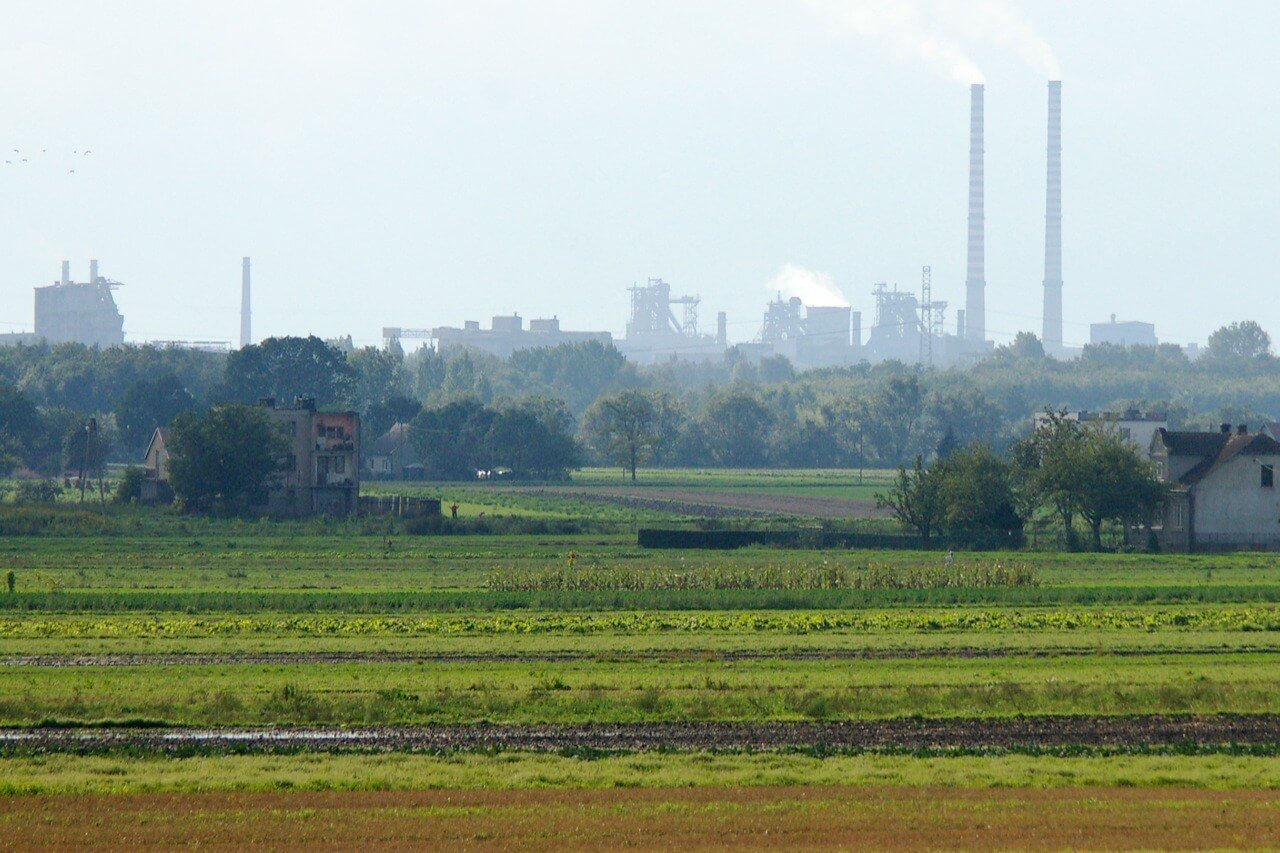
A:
[964,83,986,346]
[60,261,70,286]
[89,259,99,285]
[240,257,252,348]
[1041,80,1063,356]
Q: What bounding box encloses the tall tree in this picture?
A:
[1206,321,1272,360]
[218,336,354,408]
[114,373,196,455]
[167,405,287,513]
[583,390,682,481]
[409,399,496,480]
[875,455,947,544]
[698,391,774,467]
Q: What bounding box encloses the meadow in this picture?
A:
[2,488,1280,845]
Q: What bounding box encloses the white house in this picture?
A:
[1147,425,1280,551]
[1033,409,1168,455]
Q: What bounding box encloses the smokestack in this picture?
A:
[89,259,98,285]
[1042,80,1063,356]
[240,257,252,349]
[964,83,986,346]
[60,261,69,286]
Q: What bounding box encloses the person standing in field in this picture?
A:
[945,550,954,569]
[450,503,459,519]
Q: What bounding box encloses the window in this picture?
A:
[1264,465,1275,489]
[1172,502,1184,530]
[334,456,345,474]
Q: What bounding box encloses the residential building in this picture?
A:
[365,422,424,480]
[264,398,360,516]
[1146,425,1280,551]
[1033,409,1168,454]
[142,398,361,516]
[140,427,173,504]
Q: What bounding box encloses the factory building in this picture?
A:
[754,295,855,369]
[0,260,125,347]
[617,279,723,364]
[430,314,612,359]
[1090,315,1158,348]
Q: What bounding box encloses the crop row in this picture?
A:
[485,562,1039,592]
[2,606,1278,638]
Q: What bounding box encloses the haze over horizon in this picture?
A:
[1,0,1275,350]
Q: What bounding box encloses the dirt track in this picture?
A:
[525,486,889,519]
[3,646,1271,667]
[5,715,1278,754]
[8,787,1280,851]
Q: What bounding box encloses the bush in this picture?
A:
[114,466,146,504]
[12,480,62,505]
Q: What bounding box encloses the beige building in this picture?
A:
[1033,409,1168,455]
[142,398,361,516]
[1148,425,1280,551]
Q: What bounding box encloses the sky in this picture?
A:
[0,0,1277,350]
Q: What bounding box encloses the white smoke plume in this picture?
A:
[806,0,985,84]
[767,264,849,307]
[806,0,1061,83]
[938,0,1061,78]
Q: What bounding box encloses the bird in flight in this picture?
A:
[67,169,75,174]
[83,150,91,156]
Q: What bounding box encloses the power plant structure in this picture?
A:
[752,295,857,369]
[413,314,613,359]
[0,260,126,347]
[616,278,723,363]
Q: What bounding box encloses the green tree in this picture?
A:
[0,385,43,465]
[485,405,582,480]
[364,394,423,441]
[167,405,287,513]
[218,336,354,408]
[1206,321,1272,360]
[114,373,195,455]
[1071,428,1166,550]
[937,444,1023,542]
[348,346,410,414]
[863,374,924,465]
[583,390,683,481]
[409,399,496,480]
[698,391,774,467]
[875,456,947,544]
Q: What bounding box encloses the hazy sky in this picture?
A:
[1,1,1276,350]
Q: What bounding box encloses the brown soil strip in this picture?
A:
[2,645,1273,667]
[5,715,1280,754]
[523,486,889,519]
[1,786,1276,850]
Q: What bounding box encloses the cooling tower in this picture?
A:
[1042,81,1063,356]
[964,83,986,346]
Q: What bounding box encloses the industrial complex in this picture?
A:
[2,82,1182,364]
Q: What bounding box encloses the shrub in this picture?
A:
[12,480,62,506]
[114,466,145,504]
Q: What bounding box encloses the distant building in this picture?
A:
[1033,409,1169,454]
[1090,314,1157,348]
[142,398,360,516]
[140,428,173,504]
[34,260,125,346]
[365,422,424,480]
[617,279,723,364]
[432,314,612,359]
[1146,425,1280,551]
[265,398,360,516]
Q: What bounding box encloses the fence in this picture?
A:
[358,495,441,518]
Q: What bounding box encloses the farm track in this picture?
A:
[3,646,1278,667]
[5,715,1280,753]
[519,486,889,519]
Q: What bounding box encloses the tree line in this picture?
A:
[876,414,1166,551]
[2,319,1280,480]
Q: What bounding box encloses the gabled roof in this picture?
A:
[1154,428,1280,487]
[370,422,411,455]
[143,426,170,462]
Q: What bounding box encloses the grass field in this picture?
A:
[3,490,1280,847]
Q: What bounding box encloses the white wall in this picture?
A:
[1194,453,1280,545]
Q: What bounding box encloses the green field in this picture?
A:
[2,495,1280,816]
